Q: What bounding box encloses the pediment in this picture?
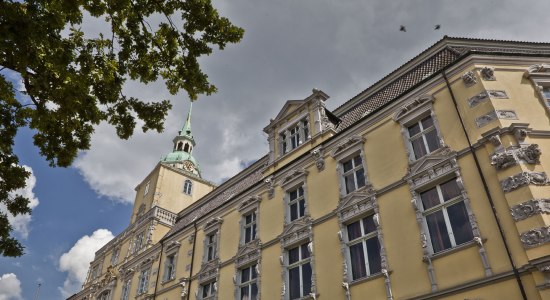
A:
[198,259,220,283]
[281,217,312,237]
[339,185,376,209]
[238,196,262,212]
[203,217,223,232]
[394,94,434,122]
[408,147,456,175]
[236,239,262,257]
[272,101,305,124]
[281,168,308,188]
[235,240,261,267]
[331,135,365,158]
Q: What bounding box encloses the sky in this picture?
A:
[1,0,550,299]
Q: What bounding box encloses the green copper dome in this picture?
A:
[161,102,201,176]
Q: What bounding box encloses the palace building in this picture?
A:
[70,37,550,300]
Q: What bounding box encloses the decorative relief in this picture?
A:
[338,189,376,223]
[517,144,541,163]
[311,147,325,171]
[514,128,528,144]
[165,241,181,252]
[467,90,508,107]
[500,171,550,193]
[204,217,223,232]
[331,135,365,158]
[490,151,517,170]
[235,239,261,268]
[280,217,312,248]
[526,64,550,76]
[197,259,220,283]
[520,226,550,248]
[265,177,274,199]
[406,147,458,189]
[476,110,518,128]
[393,95,434,121]
[281,169,308,187]
[238,196,261,212]
[462,71,477,87]
[510,199,550,221]
[480,67,496,81]
[490,143,541,170]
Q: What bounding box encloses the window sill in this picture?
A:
[349,270,391,287]
[161,277,176,285]
[428,238,484,260]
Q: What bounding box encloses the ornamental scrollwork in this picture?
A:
[520,226,550,248]
[490,151,516,170]
[510,199,550,221]
[518,144,541,163]
[480,67,496,81]
[462,71,477,87]
[500,171,550,193]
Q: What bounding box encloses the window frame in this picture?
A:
[524,64,550,111]
[143,180,150,196]
[163,253,178,282]
[200,280,217,300]
[110,247,120,266]
[344,214,383,281]
[285,243,312,300]
[183,179,193,195]
[277,114,311,157]
[331,135,369,198]
[341,154,366,195]
[120,279,131,300]
[416,177,475,254]
[287,185,306,222]
[133,231,145,254]
[406,115,441,160]
[242,211,257,244]
[237,263,259,300]
[280,169,309,224]
[136,268,150,295]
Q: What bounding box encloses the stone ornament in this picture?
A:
[311,147,325,172]
[467,90,508,108]
[520,226,550,248]
[265,177,274,199]
[394,95,434,121]
[510,199,550,221]
[514,128,528,144]
[525,63,550,76]
[480,67,496,81]
[462,71,477,87]
[476,110,518,128]
[490,144,541,170]
[500,171,550,193]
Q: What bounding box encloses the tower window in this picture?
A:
[177,142,183,151]
[184,143,190,153]
[183,180,193,195]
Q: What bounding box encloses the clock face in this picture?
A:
[183,161,195,172]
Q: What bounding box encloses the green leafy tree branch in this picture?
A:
[0,0,244,257]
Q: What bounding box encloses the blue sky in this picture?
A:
[2,1,550,299]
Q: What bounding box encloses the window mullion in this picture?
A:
[441,207,457,246]
[362,239,370,276]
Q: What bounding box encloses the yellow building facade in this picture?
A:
[70,37,550,300]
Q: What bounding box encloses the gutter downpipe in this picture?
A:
[186,220,198,300]
[153,241,164,297]
[441,71,528,300]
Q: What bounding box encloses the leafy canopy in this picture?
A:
[0,0,243,256]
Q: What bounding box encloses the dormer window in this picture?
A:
[279,118,310,156]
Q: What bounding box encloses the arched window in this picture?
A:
[183,143,190,153]
[176,142,183,151]
[97,290,111,300]
[183,180,193,195]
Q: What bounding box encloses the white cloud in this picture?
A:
[0,273,22,300]
[58,229,114,298]
[1,165,39,239]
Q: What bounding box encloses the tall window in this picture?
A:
[407,115,440,159]
[342,155,366,194]
[346,215,381,280]
[280,132,288,155]
[239,264,258,300]
[163,254,176,281]
[137,269,150,294]
[288,186,305,222]
[543,86,550,106]
[183,180,193,195]
[243,212,257,244]
[121,279,131,300]
[133,232,145,253]
[289,125,300,150]
[143,180,150,196]
[205,232,217,261]
[201,281,216,299]
[287,243,312,299]
[420,178,474,253]
[110,248,120,266]
[90,265,99,280]
[97,291,110,300]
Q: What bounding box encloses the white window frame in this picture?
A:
[143,180,150,196]
[237,263,258,300]
[205,231,217,262]
[393,95,444,162]
[344,214,382,281]
[416,177,474,254]
[110,247,120,266]
[405,115,441,160]
[163,253,177,282]
[200,280,217,300]
[524,63,550,111]
[242,211,257,244]
[331,135,369,198]
[278,115,311,157]
[285,243,312,300]
[120,279,131,300]
[341,154,366,195]
[133,231,145,254]
[136,268,150,295]
[183,179,193,195]
[280,169,309,224]
[287,185,306,222]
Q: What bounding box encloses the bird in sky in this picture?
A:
[435,24,441,30]
[400,25,406,32]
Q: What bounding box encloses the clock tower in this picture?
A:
[161,102,201,177]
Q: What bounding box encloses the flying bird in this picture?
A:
[434,25,441,30]
[400,25,406,32]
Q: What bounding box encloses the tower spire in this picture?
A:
[161,101,201,176]
[180,101,193,140]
